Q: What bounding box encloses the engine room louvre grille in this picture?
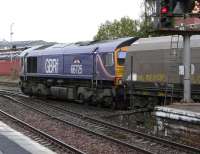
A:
[27,57,37,73]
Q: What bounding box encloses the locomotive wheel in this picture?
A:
[102,96,114,108]
[86,95,97,106]
[78,93,85,104]
[91,95,97,102]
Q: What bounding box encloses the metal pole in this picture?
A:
[10,23,14,61]
[130,55,134,109]
[183,34,191,102]
[130,56,133,81]
[10,23,14,46]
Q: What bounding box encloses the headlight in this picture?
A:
[118,79,122,85]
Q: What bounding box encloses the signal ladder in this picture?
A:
[164,35,180,105]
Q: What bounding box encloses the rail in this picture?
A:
[0,109,86,154]
[1,90,200,154]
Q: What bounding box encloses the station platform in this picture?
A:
[154,103,200,124]
[0,121,56,154]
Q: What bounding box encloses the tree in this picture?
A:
[94,1,159,40]
[94,17,139,41]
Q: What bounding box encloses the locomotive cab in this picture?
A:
[114,47,128,85]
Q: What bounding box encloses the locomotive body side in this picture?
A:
[124,36,200,108]
[20,37,137,109]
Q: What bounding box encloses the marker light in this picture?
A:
[161,6,168,14]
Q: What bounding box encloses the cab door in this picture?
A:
[114,47,128,85]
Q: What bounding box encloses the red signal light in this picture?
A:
[161,6,168,14]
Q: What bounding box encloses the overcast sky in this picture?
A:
[0,0,142,43]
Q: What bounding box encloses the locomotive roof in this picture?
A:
[22,37,137,57]
[129,35,200,52]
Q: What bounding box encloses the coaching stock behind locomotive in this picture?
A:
[19,37,138,109]
[124,35,200,108]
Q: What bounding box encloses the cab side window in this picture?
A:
[117,51,126,65]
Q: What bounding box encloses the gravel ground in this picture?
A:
[101,110,200,149]
[0,85,199,153]
[0,76,19,83]
[0,85,20,92]
[1,95,193,154]
[0,96,140,154]
[28,97,200,150]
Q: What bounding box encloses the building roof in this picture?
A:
[0,40,55,49]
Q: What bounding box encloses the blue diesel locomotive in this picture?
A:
[19,37,138,109]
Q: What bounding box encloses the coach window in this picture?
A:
[117,51,126,65]
[105,53,114,66]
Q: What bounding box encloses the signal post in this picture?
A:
[183,34,191,102]
[153,0,200,102]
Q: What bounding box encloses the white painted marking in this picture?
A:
[45,58,59,74]
[0,121,56,154]
[155,107,200,123]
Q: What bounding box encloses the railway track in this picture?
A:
[30,98,200,154]
[0,91,150,154]
[41,103,200,150]
[0,109,85,154]
[0,90,199,154]
[0,81,18,87]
